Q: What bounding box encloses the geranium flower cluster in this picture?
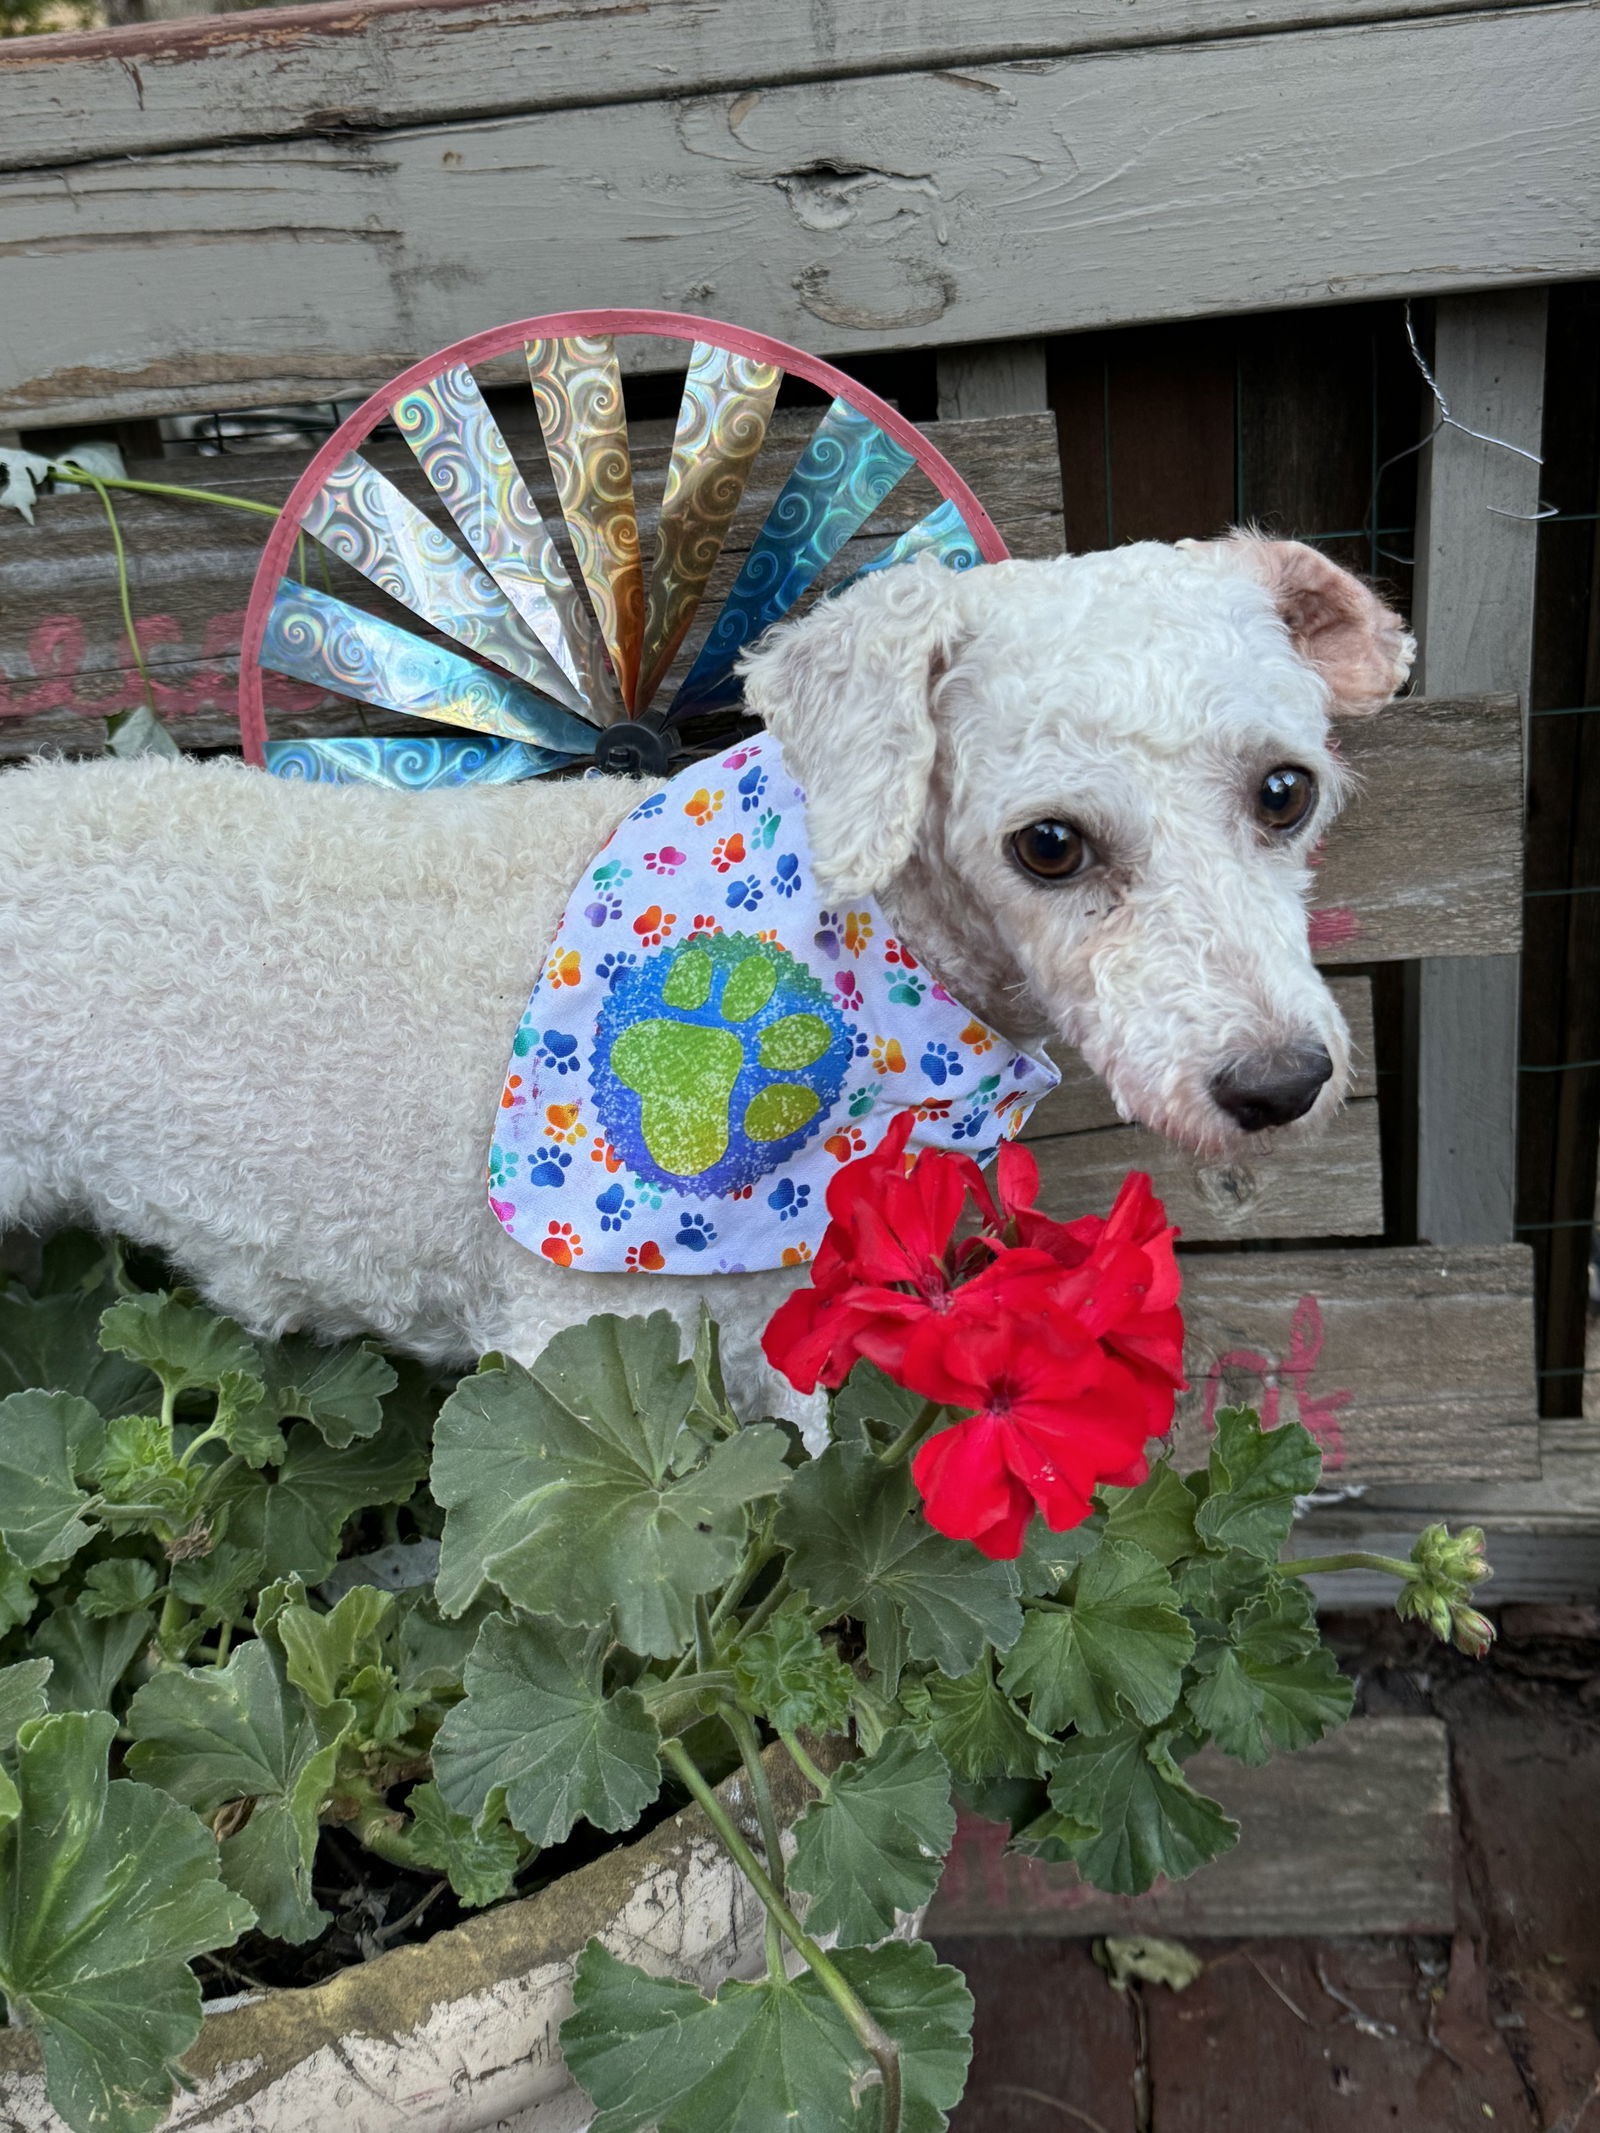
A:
[762,1114,1187,1559]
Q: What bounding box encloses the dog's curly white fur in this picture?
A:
[0,535,1410,1412]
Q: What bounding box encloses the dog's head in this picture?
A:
[741,534,1413,1156]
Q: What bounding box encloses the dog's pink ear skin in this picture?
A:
[740,553,960,898]
[1186,533,1417,715]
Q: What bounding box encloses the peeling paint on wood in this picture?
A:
[1,6,1595,426]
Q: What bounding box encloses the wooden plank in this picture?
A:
[935,340,1048,424]
[0,0,1564,175]
[0,412,1063,739]
[2,7,1597,427]
[1027,977,1383,1241]
[1312,691,1524,964]
[1414,291,1546,1248]
[1167,1244,1538,1487]
[927,1718,1453,1937]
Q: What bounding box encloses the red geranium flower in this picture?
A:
[761,1118,1187,1561]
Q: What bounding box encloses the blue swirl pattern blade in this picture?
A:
[259,580,595,751]
[391,364,601,716]
[827,497,983,600]
[264,735,563,787]
[298,451,586,712]
[668,399,916,717]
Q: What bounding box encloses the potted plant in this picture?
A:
[0,1127,1491,2133]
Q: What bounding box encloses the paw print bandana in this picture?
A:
[488,735,1059,1274]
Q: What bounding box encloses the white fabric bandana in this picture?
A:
[488,735,1059,1274]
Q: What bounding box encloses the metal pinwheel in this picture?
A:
[238,310,1007,787]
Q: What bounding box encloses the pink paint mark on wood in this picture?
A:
[1308,907,1361,950]
[0,610,324,725]
[1200,1293,1350,1471]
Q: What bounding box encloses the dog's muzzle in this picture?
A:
[1209,1045,1334,1133]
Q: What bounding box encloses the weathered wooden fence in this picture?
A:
[2,0,1597,1802]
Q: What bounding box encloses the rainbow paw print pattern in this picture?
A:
[487,736,1059,1274]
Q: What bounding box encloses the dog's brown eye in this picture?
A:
[1257,766,1316,833]
[1011,821,1088,881]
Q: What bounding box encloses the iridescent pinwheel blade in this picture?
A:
[392,363,602,714]
[259,580,596,751]
[669,399,916,718]
[635,341,781,714]
[828,497,983,599]
[299,451,586,713]
[263,735,565,788]
[526,333,643,716]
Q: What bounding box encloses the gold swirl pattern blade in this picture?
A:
[392,364,599,719]
[260,579,596,751]
[298,452,584,710]
[635,341,781,714]
[526,333,644,717]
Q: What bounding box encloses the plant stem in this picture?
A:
[661,1737,902,2133]
[708,1527,776,1637]
[694,1593,718,1677]
[736,1570,792,1643]
[68,468,157,721]
[777,1728,833,1798]
[878,1399,948,1468]
[639,1668,735,1713]
[724,1706,790,1984]
[1280,1552,1414,1581]
[49,463,282,518]
[348,1802,432,1873]
[157,1588,190,1659]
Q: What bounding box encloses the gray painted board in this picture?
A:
[1172,1243,1539,1487]
[2,6,1596,426]
[927,1717,1454,1938]
[0,0,1562,172]
[1413,290,1546,1249]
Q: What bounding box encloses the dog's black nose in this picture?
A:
[1210,1046,1334,1133]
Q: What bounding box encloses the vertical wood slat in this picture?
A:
[1412,291,1546,1247]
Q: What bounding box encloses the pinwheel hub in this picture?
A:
[592,720,676,778]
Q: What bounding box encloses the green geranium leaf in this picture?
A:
[1013,1516,1102,1599]
[211,1401,431,1588]
[1193,1406,1321,1561]
[256,1335,398,1449]
[1046,1725,1239,1896]
[789,1731,955,1946]
[776,1443,1022,1690]
[98,1294,260,1401]
[396,1591,492,1697]
[433,1317,789,1658]
[272,1582,395,1710]
[562,1935,973,2133]
[1176,1546,1280,1636]
[999,1540,1193,1736]
[907,1661,1050,1785]
[687,1305,738,1442]
[0,1389,103,1568]
[0,1658,52,1748]
[1101,1462,1201,1566]
[0,1272,156,1417]
[732,1600,855,1734]
[830,1361,928,1450]
[432,1612,661,1847]
[36,1604,154,1715]
[169,1542,263,1625]
[78,1558,161,1620]
[94,1413,202,1528]
[210,1371,283,1469]
[0,1710,254,2133]
[0,1541,39,1636]
[406,1779,521,1908]
[127,1640,352,1944]
[1186,1582,1353,1765]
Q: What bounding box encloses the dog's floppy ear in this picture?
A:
[1186,532,1415,715]
[740,554,960,897]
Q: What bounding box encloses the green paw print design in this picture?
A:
[592,932,853,1195]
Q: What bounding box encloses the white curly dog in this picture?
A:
[0,534,1411,1415]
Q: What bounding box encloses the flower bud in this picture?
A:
[1394,1523,1494,1657]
